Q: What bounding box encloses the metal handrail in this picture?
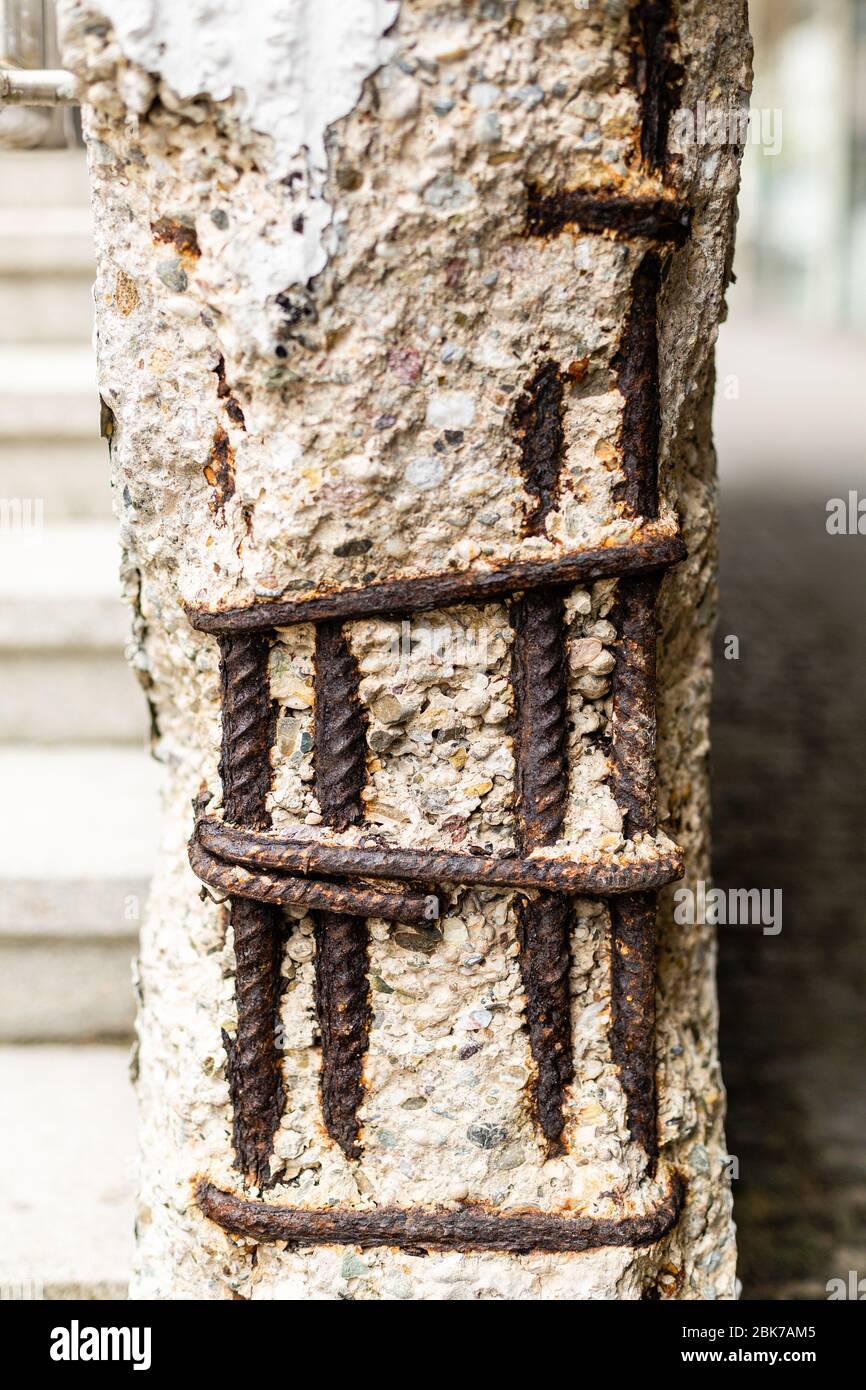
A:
[0,65,77,103]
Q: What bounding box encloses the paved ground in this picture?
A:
[713,314,866,1300]
[0,1044,135,1298]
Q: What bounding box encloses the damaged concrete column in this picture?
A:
[59,0,751,1299]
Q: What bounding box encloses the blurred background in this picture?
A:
[714,0,866,1300]
[0,0,863,1299]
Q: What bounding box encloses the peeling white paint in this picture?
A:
[93,0,399,285]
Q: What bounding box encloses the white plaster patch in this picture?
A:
[92,0,399,285]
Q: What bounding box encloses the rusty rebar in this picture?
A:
[610,892,659,1168]
[313,620,368,831]
[197,1171,686,1253]
[614,252,663,522]
[186,531,685,633]
[195,817,684,896]
[608,581,660,1167]
[314,911,371,1159]
[511,589,569,850]
[218,634,284,1186]
[511,588,574,1152]
[190,838,439,925]
[311,619,371,1158]
[514,362,565,536]
[610,576,660,837]
[517,894,574,1154]
[525,186,690,244]
[607,242,666,1170]
[628,0,683,174]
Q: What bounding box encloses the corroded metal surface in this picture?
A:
[195,817,683,895]
[614,252,663,522]
[610,892,659,1169]
[194,68,690,1237]
[190,837,439,925]
[218,634,273,829]
[218,635,284,1186]
[628,0,683,174]
[313,910,371,1160]
[517,894,574,1155]
[197,1171,686,1254]
[610,575,660,838]
[187,531,685,633]
[525,187,690,244]
[607,236,666,1169]
[511,587,573,1151]
[511,589,568,851]
[312,619,371,1157]
[514,362,565,536]
[313,620,367,831]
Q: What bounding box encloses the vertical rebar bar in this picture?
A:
[219,633,284,1186]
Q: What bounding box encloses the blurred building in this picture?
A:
[737,0,866,327]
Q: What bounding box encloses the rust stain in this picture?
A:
[204,425,236,527]
[566,357,590,382]
[514,361,565,536]
[213,353,247,430]
[151,215,201,259]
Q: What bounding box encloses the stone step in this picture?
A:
[0,745,162,880]
[0,879,145,1041]
[0,205,95,344]
[0,439,112,524]
[0,594,127,652]
[0,273,94,344]
[0,206,95,274]
[0,517,148,739]
[0,344,99,439]
[0,649,150,743]
[0,520,120,601]
[0,149,92,209]
[0,748,160,1041]
[0,1044,134,1297]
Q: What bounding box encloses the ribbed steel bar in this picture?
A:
[313,910,371,1160]
[608,247,666,1171]
[195,817,684,895]
[511,587,573,1153]
[186,531,685,633]
[190,838,439,925]
[218,633,284,1186]
[198,1171,686,1254]
[312,620,371,1158]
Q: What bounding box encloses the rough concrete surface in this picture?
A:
[59,0,751,1298]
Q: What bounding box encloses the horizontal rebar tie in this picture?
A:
[198,1172,686,1255]
[193,818,682,896]
[187,530,684,633]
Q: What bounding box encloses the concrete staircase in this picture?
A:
[0,150,159,1299]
